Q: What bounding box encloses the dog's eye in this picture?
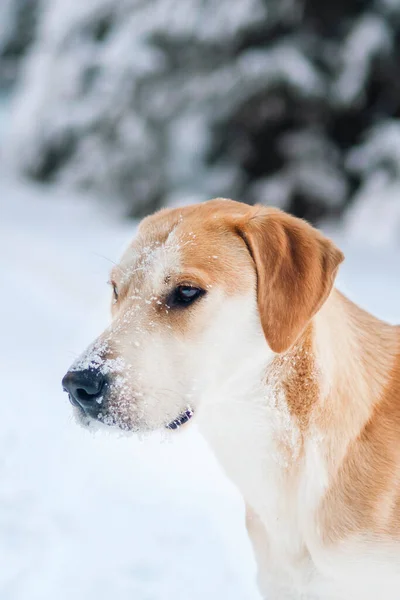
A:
[109,281,118,303]
[170,286,204,307]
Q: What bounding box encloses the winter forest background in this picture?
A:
[0,2,399,600]
[2,0,400,239]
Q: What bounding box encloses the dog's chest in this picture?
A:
[199,389,310,557]
[199,396,336,596]
[198,376,400,599]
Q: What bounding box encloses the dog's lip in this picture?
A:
[166,408,194,430]
[65,391,81,408]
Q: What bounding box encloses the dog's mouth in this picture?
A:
[166,408,194,430]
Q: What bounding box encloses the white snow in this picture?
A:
[250,129,348,210]
[344,121,400,246]
[0,171,399,600]
[334,13,391,107]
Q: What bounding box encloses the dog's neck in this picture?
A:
[311,290,397,475]
[199,289,398,548]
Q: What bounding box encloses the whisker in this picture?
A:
[92,252,119,267]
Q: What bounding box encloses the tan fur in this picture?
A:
[270,325,319,429]
[236,207,344,352]
[315,295,400,541]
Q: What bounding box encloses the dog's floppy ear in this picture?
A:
[236,207,344,353]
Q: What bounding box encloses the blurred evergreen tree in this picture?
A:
[0,0,40,88]
[5,0,400,232]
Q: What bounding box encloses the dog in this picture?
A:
[62,199,400,599]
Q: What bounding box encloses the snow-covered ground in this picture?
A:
[0,173,399,600]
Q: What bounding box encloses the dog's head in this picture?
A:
[62,199,343,433]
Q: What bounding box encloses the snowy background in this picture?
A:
[1,0,400,236]
[0,1,399,599]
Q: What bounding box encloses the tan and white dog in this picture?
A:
[62,199,400,600]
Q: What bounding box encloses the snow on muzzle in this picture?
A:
[61,338,133,429]
[62,334,195,432]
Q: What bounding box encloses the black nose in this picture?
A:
[62,368,106,417]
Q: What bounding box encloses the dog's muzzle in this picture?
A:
[62,367,108,419]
